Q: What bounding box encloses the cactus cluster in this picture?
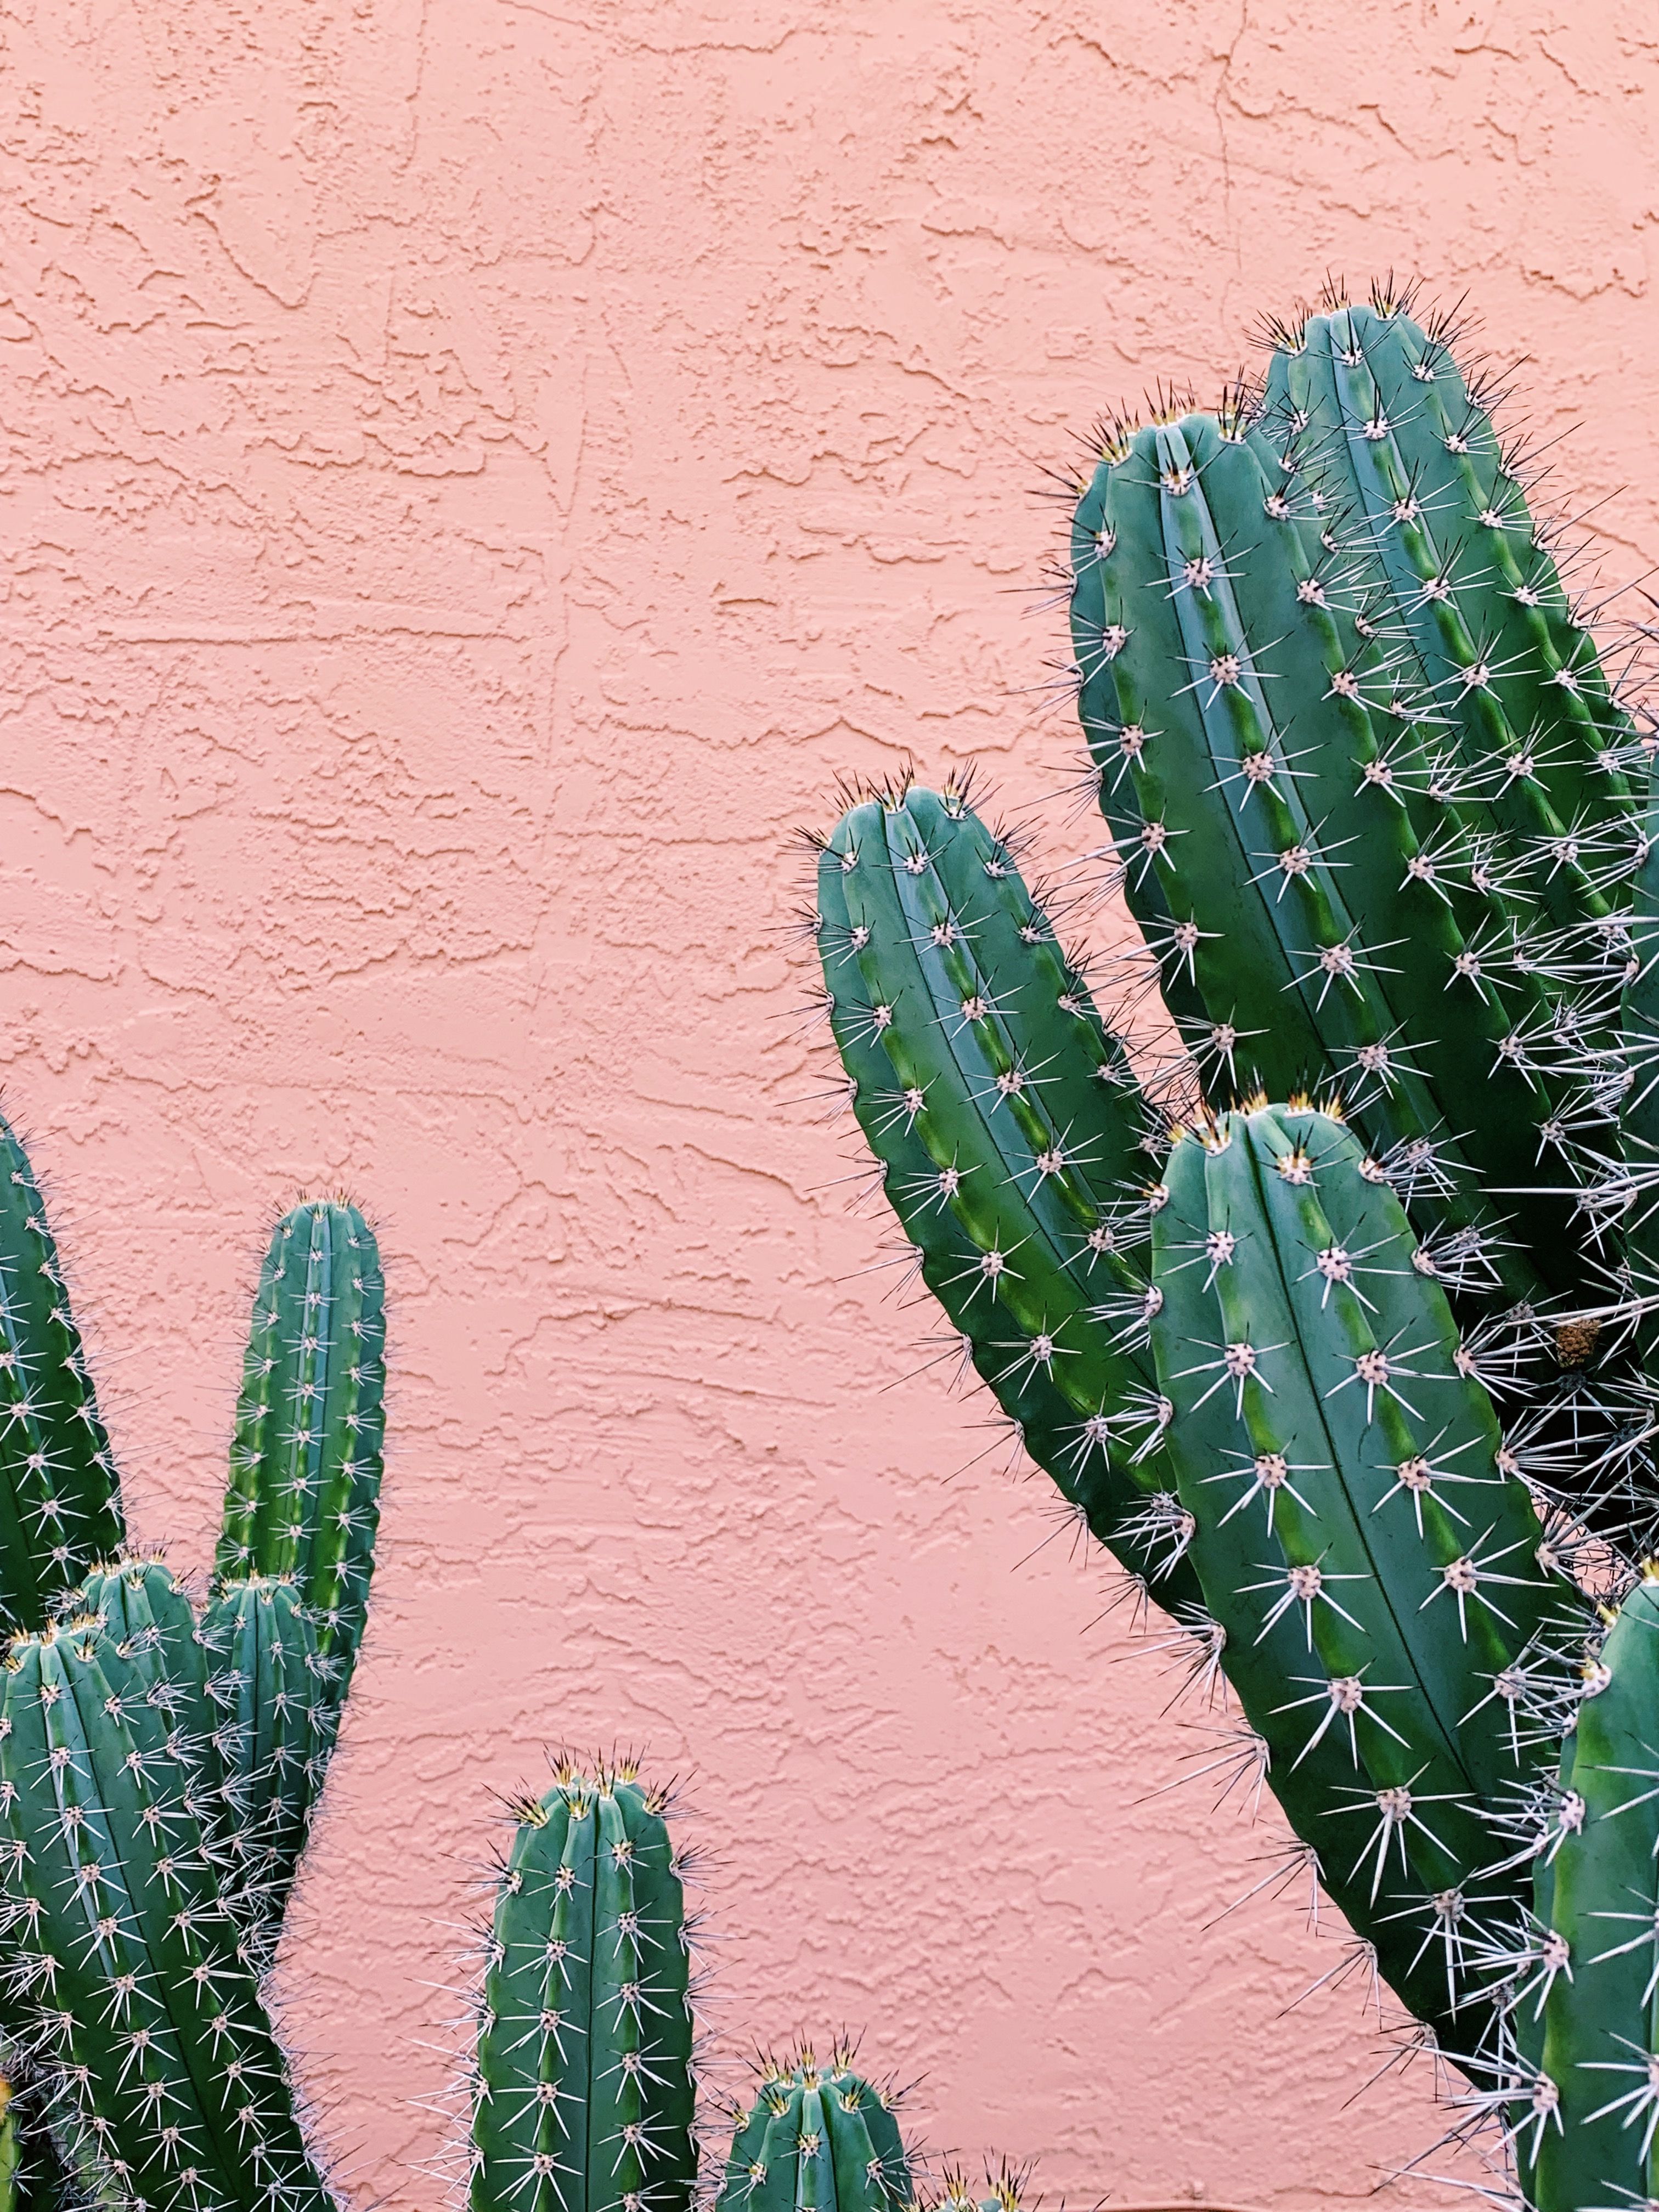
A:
[808,281,1659,2212]
[0,1129,387,2212]
[0,1119,1047,2212]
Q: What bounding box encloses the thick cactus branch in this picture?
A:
[0,1111,122,1630]
[469,1759,696,2212]
[1503,1570,1659,2208]
[216,1201,386,1719]
[0,1620,334,2212]
[1068,397,1633,1310]
[817,778,1203,1610]
[198,1575,330,1962]
[1151,1101,1589,2044]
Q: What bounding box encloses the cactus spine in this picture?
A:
[716,2048,910,2212]
[469,1760,697,2212]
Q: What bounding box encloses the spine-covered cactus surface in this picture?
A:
[1621,777,1659,1369]
[1504,1567,1659,2210]
[198,1575,330,1957]
[1257,291,1638,939]
[216,1201,386,1717]
[717,2046,910,2212]
[0,1110,123,1630]
[469,1759,696,2212]
[816,778,1203,1612]
[0,1620,334,2212]
[1152,1101,1590,2043]
[1068,385,1641,1312]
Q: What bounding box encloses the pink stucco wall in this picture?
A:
[2,3,1656,2205]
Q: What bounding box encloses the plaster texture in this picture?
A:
[1,1,1656,2205]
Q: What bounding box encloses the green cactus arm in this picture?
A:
[818,781,1204,1608]
[1514,1573,1659,2209]
[1260,297,1638,914]
[215,1201,386,1712]
[1150,1102,1588,2042]
[716,2053,910,2212]
[1070,407,1606,1307]
[196,1576,327,1959]
[0,1624,333,2212]
[470,1762,695,2212]
[0,1113,123,1631]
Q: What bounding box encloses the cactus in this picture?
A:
[0,1110,122,1630]
[815,774,1613,2036]
[816,778,1203,1613]
[919,2162,1042,2212]
[716,2046,910,2212]
[469,1759,697,2212]
[1477,1567,1659,2209]
[802,279,1659,2203]
[1256,288,1638,941]
[0,1617,334,2212]
[215,1201,386,1720]
[1068,385,1642,1318]
[197,1576,330,1961]
[1151,1099,1590,2044]
[0,1143,392,2212]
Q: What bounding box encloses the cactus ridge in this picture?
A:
[716,2044,910,2212]
[0,1620,334,2212]
[215,1201,385,1718]
[817,780,1205,1607]
[0,1112,123,1633]
[469,1758,696,2212]
[1068,403,1637,1313]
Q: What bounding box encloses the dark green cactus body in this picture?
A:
[0,1114,123,1630]
[0,1621,332,2212]
[1149,1102,1586,2042]
[817,783,1204,1611]
[215,1203,385,1716]
[198,1577,328,1958]
[1259,300,1637,923]
[1516,1572,1659,2208]
[718,2050,910,2212]
[470,1763,695,2212]
[1069,409,1606,1308]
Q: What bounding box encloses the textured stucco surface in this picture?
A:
[2,2,1657,2205]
